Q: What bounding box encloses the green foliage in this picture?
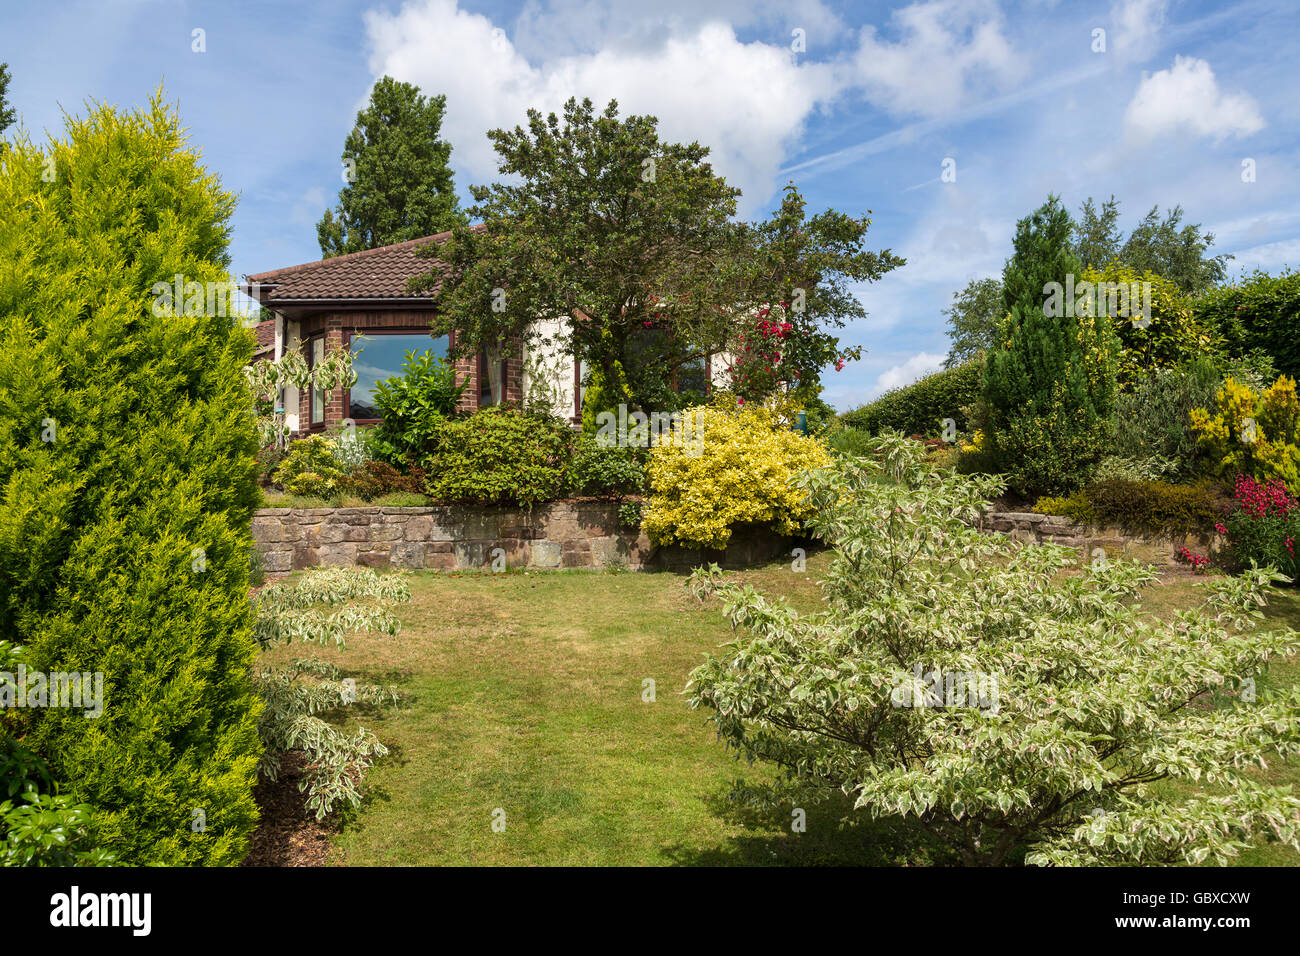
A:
[1219,478,1300,581]
[253,568,409,819]
[824,424,877,459]
[984,196,1120,494]
[316,76,466,257]
[425,406,574,508]
[687,432,1300,865]
[642,400,831,549]
[273,435,346,499]
[569,435,646,497]
[369,350,466,467]
[841,358,984,437]
[1080,263,1218,387]
[1113,357,1221,474]
[942,278,1003,368]
[0,62,14,142]
[1073,196,1230,292]
[1055,477,1229,535]
[1193,270,1300,383]
[0,92,263,865]
[419,97,900,412]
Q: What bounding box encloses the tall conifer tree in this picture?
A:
[983,196,1119,494]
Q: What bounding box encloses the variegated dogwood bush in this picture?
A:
[687,431,1300,865]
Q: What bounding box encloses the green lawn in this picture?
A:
[260,555,1300,866]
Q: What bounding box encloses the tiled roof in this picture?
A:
[245,227,480,302]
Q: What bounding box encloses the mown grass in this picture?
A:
[259,556,1300,866]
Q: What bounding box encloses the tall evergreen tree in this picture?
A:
[0,93,263,864]
[0,63,16,146]
[983,196,1119,494]
[317,76,466,257]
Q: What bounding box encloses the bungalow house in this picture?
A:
[243,230,728,434]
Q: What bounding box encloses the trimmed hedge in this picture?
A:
[840,358,984,436]
[1193,270,1300,383]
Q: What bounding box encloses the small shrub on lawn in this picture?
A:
[642,400,831,549]
[425,405,574,508]
[688,431,1300,865]
[273,435,346,498]
[253,568,408,819]
[824,424,876,459]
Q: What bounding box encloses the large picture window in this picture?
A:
[347,331,450,420]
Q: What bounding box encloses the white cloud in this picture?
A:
[1110,0,1167,62]
[871,351,946,397]
[1123,55,1264,143]
[845,0,1024,118]
[362,0,838,213]
[1225,237,1300,274]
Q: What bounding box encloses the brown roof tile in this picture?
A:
[245,226,481,302]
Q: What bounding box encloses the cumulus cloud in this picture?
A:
[362,0,838,213]
[1123,55,1264,143]
[845,0,1024,118]
[871,351,946,396]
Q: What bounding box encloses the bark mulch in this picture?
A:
[241,751,338,867]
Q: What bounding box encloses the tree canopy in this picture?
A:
[416,97,902,414]
[317,76,466,257]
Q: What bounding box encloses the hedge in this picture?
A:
[1193,270,1300,383]
[840,357,985,436]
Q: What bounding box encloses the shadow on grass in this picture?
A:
[663,787,962,867]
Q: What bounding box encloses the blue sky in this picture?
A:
[4,0,1298,410]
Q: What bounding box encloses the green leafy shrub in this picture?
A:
[840,358,984,436]
[370,350,466,466]
[688,432,1300,866]
[569,436,646,496]
[339,459,426,501]
[1194,269,1300,383]
[273,435,346,498]
[1113,358,1221,474]
[425,405,574,507]
[824,424,876,459]
[0,94,263,865]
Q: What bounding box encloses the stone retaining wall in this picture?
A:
[978,510,1213,565]
[252,501,794,574]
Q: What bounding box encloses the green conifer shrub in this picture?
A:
[983,197,1120,494]
[0,93,263,865]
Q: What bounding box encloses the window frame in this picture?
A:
[342,327,456,425]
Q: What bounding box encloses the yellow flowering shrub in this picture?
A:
[641,402,831,549]
[1190,375,1300,487]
